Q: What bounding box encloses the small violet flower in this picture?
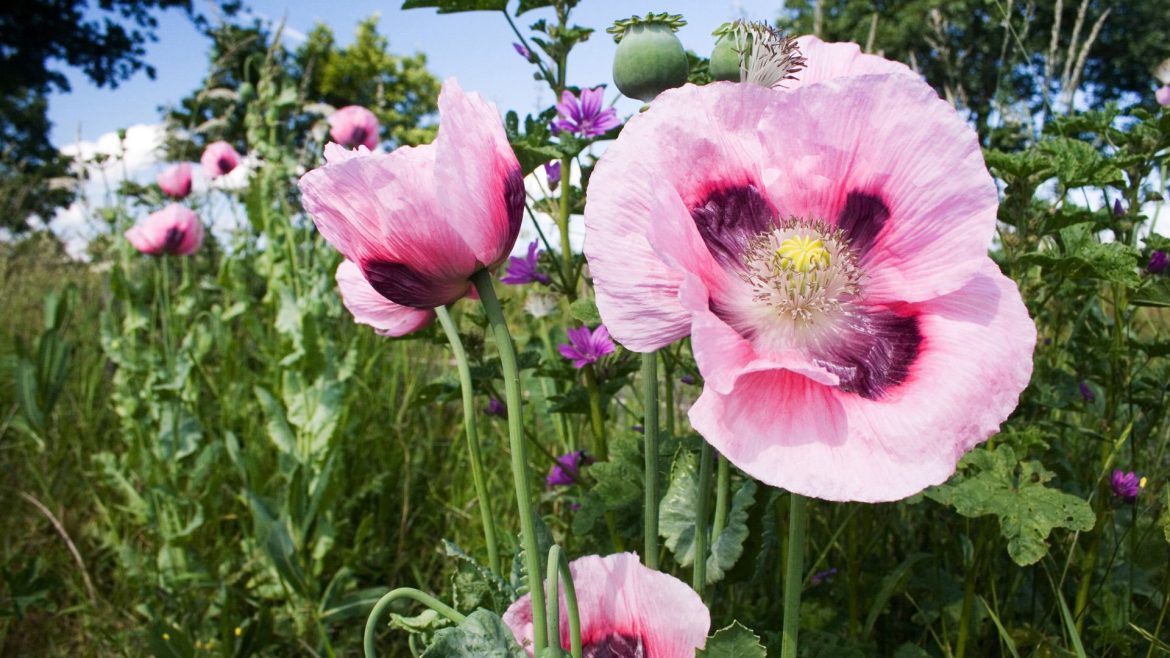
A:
[1110,469,1147,502]
[547,450,589,487]
[1112,199,1125,216]
[544,160,561,191]
[551,87,621,139]
[558,324,616,369]
[680,374,696,385]
[1148,250,1168,274]
[1079,380,1095,404]
[811,567,838,586]
[500,240,551,285]
[512,42,531,60]
[485,397,506,418]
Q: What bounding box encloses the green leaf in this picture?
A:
[707,479,756,583]
[568,298,601,325]
[925,446,1095,565]
[254,385,295,454]
[1131,278,1170,308]
[402,0,507,12]
[246,492,309,596]
[1020,224,1141,286]
[145,623,194,658]
[420,609,528,657]
[696,621,767,657]
[863,553,930,636]
[1037,137,1124,188]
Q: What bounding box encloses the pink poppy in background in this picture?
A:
[503,553,709,657]
[200,141,240,179]
[335,259,435,337]
[583,39,1035,502]
[299,79,523,309]
[1156,86,1170,107]
[125,203,203,256]
[329,105,380,150]
[157,162,192,199]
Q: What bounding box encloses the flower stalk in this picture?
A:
[471,268,547,655]
[363,587,465,658]
[693,442,714,592]
[546,544,583,658]
[642,352,659,569]
[781,493,808,658]
[435,305,501,576]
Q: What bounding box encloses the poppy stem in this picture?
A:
[546,545,583,658]
[582,364,608,461]
[712,455,731,540]
[363,587,465,658]
[435,305,501,577]
[642,352,660,569]
[693,442,714,593]
[557,155,574,289]
[781,492,808,658]
[471,268,548,656]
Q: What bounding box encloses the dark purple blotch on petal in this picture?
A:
[217,157,234,174]
[690,184,776,267]
[583,634,644,658]
[349,126,368,147]
[162,227,185,253]
[813,308,922,400]
[503,166,525,248]
[836,191,890,257]
[363,260,462,309]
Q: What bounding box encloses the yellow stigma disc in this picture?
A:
[777,235,830,272]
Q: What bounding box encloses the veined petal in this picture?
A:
[690,259,1034,502]
[434,78,524,270]
[335,260,434,337]
[790,35,918,88]
[756,73,998,303]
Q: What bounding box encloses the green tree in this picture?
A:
[0,0,241,232]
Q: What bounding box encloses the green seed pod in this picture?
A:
[609,14,689,103]
[238,82,256,103]
[709,32,744,82]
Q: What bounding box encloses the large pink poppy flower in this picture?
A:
[200,141,241,179]
[299,79,523,308]
[503,553,709,657]
[125,203,204,256]
[157,162,192,199]
[329,105,380,150]
[583,42,1035,502]
[335,259,434,336]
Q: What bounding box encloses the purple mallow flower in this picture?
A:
[1110,469,1146,502]
[485,398,506,417]
[558,324,616,369]
[547,450,589,486]
[1113,199,1125,216]
[680,374,696,385]
[1079,380,1095,404]
[1148,250,1168,274]
[500,240,551,285]
[551,87,621,139]
[513,43,531,59]
[544,161,561,191]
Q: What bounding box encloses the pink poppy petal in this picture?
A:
[690,260,1034,502]
[200,141,240,178]
[757,73,998,303]
[299,144,479,307]
[503,553,709,657]
[790,36,918,88]
[335,260,435,337]
[434,78,524,270]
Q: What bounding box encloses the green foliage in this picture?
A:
[420,609,527,657]
[926,446,1095,565]
[697,621,768,657]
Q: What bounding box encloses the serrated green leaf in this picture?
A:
[1020,224,1141,286]
[707,479,756,583]
[1131,278,1170,307]
[568,298,601,325]
[1037,137,1124,188]
[925,446,1094,565]
[696,621,767,657]
[254,385,296,454]
[246,491,309,596]
[390,608,448,633]
[421,609,528,657]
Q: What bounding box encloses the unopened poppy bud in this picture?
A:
[609,13,689,102]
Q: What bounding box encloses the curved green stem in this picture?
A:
[436,306,501,576]
[641,352,659,569]
[781,493,808,658]
[582,364,608,461]
[363,587,465,658]
[712,455,731,540]
[472,269,547,655]
[557,156,574,291]
[546,545,583,658]
[693,443,714,592]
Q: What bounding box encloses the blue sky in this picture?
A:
[48,0,788,146]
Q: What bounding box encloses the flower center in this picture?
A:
[741,219,861,323]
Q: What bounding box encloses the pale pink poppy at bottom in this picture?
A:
[157,162,192,199]
[502,553,709,657]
